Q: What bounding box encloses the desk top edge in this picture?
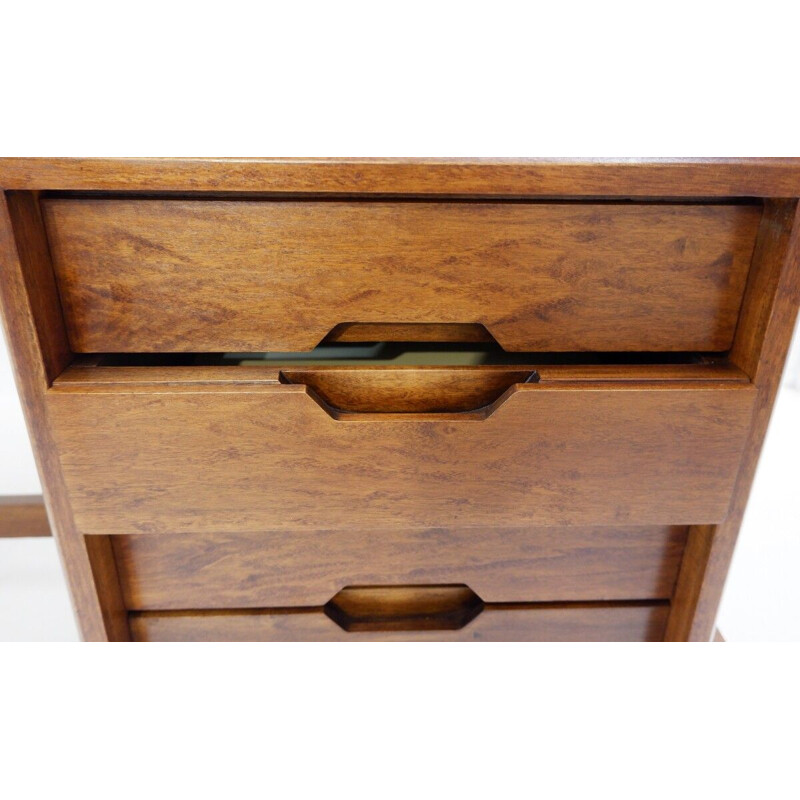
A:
[2,158,800,196]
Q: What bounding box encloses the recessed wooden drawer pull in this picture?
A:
[279,366,539,416]
[324,585,485,632]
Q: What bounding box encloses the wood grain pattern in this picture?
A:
[112,525,687,609]
[324,585,485,632]
[53,360,749,388]
[0,192,129,640]
[3,194,71,383]
[2,160,797,642]
[42,199,760,353]
[666,200,800,641]
[729,201,800,381]
[48,380,755,535]
[129,601,670,642]
[0,496,51,538]
[280,366,537,413]
[3,157,800,196]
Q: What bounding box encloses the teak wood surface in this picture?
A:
[323,584,485,632]
[113,525,688,609]
[43,198,758,353]
[279,366,539,413]
[3,158,800,196]
[129,602,670,642]
[48,380,755,534]
[0,191,129,640]
[665,200,800,640]
[0,158,798,642]
[0,496,50,538]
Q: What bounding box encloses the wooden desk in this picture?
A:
[1,158,798,641]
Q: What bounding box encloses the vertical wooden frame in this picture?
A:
[665,200,800,641]
[0,191,129,641]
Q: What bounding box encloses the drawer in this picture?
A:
[48,364,755,534]
[41,199,760,353]
[128,601,671,642]
[112,525,689,609]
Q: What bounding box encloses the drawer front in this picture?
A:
[42,199,760,353]
[113,525,688,609]
[49,381,755,534]
[129,602,670,642]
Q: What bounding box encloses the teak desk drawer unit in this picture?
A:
[1,159,798,642]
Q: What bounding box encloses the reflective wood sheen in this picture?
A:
[42,199,758,353]
[1,159,797,641]
[112,525,688,609]
[49,381,755,535]
[129,602,671,642]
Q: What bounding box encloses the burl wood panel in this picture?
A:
[112,525,688,609]
[129,602,670,642]
[48,381,755,535]
[42,199,760,353]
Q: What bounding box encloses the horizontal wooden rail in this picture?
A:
[0,495,51,537]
